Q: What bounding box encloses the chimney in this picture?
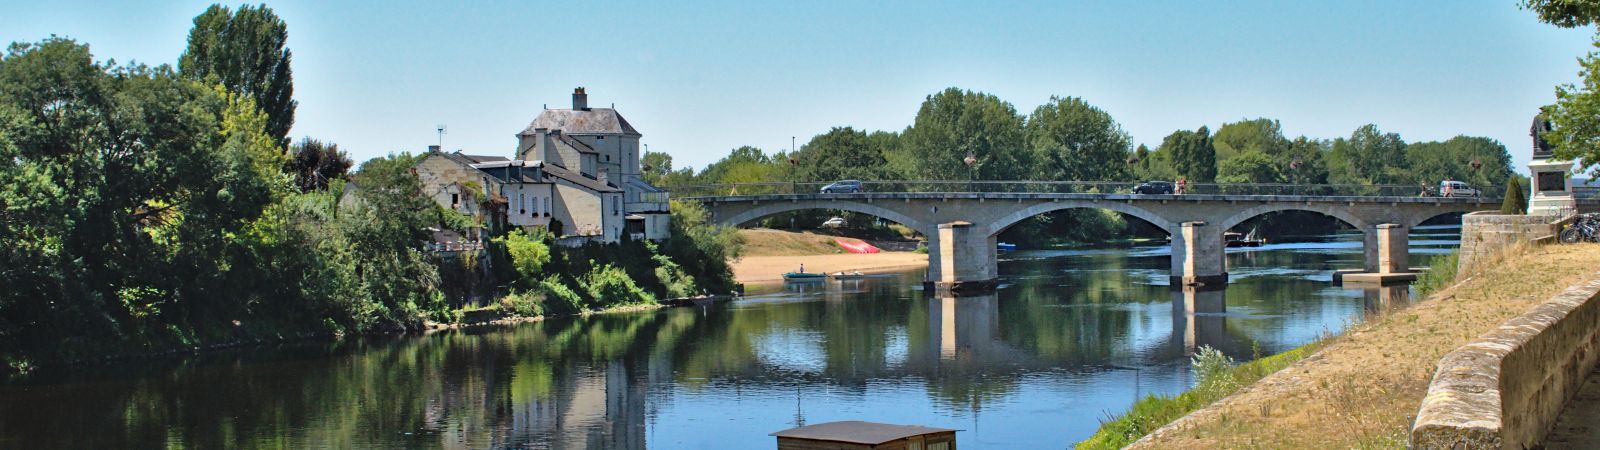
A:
[536,128,553,161]
[597,168,609,186]
[427,145,441,153]
[572,87,588,110]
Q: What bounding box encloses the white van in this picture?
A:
[1440,180,1480,198]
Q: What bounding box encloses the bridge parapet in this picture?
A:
[671,181,1496,199]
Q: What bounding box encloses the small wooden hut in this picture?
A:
[771,420,958,450]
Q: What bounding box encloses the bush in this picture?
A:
[494,228,551,286]
[498,290,543,317]
[579,262,657,308]
[538,276,585,314]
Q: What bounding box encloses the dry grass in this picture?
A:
[1128,243,1600,449]
[737,228,847,257]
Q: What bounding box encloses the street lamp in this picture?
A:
[963,151,977,191]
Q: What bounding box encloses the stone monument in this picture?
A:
[1528,108,1576,216]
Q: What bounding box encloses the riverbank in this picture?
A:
[732,252,929,284]
[1107,243,1600,448]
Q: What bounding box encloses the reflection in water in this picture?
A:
[0,230,1451,449]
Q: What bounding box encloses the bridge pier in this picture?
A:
[1339,223,1416,284]
[925,221,998,294]
[1170,221,1228,288]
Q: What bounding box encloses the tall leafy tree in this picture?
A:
[1521,0,1600,27]
[1280,136,1330,185]
[1024,96,1132,181]
[1328,124,1407,185]
[286,137,352,192]
[1213,118,1290,163]
[180,3,296,146]
[1548,37,1600,174]
[793,127,891,182]
[1403,136,1513,188]
[1217,150,1281,183]
[896,88,1027,181]
[1159,126,1217,182]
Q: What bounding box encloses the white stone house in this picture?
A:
[413,87,669,243]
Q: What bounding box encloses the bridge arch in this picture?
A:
[1219,203,1372,233]
[984,201,1177,237]
[714,200,933,236]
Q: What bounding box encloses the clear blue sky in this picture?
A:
[4,1,1595,174]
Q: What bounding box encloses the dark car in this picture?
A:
[1133,181,1175,195]
[820,180,863,194]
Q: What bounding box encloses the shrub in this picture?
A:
[495,228,551,285]
[538,276,585,314]
[498,290,543,317]
[579,262,657,308]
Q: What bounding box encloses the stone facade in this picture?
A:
[1410,272,1600,449]
[1457,213,1564,276]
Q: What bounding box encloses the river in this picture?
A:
[0,225,1458,449]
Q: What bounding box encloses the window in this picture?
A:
[450,193,459,207]
[519,193,526,214]
[545,197,552,216]
[613,196,620,215]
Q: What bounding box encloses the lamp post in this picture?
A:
[963,151,977,192]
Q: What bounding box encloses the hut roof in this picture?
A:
[770,421,957,445]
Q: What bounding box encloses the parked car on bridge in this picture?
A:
[820,180,863,194]
[1132,180,1175,195]
[1439,180,1480,198]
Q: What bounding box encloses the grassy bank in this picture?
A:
[1076,341,1327,450]
[1115,243,1600,448]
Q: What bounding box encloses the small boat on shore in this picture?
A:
[783,272,827,282]
[997,242,1018,251]
[830,271,865,280]
[1224,231,1264,248]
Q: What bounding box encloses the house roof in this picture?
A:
[470,159,621,193]
[544,163,622,193]
[626,177,665,192]
[457,153,508,164]
[556,133,598,154]
[770,421,957,445]
[520,108,641,137]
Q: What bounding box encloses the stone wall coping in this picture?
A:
[687,192,1517,205]
[1411,272,1600,449]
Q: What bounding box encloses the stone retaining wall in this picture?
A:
[1457,213,1563,276]
[1410,272,1600,449]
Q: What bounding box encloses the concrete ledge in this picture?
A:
[923,279,998,296]
[1410,272,1600,449]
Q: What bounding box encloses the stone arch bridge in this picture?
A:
[685,186,1504,292]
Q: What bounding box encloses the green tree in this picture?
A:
[494,228,551,285]
[1025,96,1132,181]
[1281,137,1331,185]
[1548,36,1600,175]
[659,200,744,294]
[698,146,775,184]
[1160,126,1217,182]
[1130,144,1178,181]
[793,127,891,182]
[1521,0,1600,27]
[180,3,296,145]
[896,88,1028,181]
[1403,136,1513,188]
[1217,150,1281,184]
[1213,118,1290,163]
[1328,124,1407,185]
[1502,176,1529,214]
[286,137,352,192]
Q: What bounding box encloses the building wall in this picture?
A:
[502,182,553,228]
[553,182,604,237]
[415,154,497,216]
[602,193,624,243]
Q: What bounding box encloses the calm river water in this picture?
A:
[0,226,1459,449]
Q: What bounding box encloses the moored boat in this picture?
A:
[783,272,827,281]
[830,271,865,280]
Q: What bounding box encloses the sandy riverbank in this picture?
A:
[731,252,928,284]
